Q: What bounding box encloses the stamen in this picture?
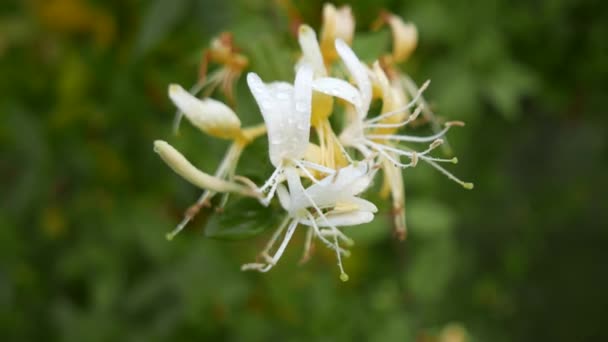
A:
[364,104,423,129]
[330,129,355,164]
[418,156,458,164]
[260,216,292,258]
[241,219,299,273]
[334,234,349,282]
[294,159,321,184]
[364,79,430,124]
[305,212,350,255]
[423,159,474,189]
[400,75,453,154]
[365,124,453,143]
[298,160,337,175]
[368,142,416,168]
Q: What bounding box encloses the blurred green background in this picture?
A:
[2,0,607,341]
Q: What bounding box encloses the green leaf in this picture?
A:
[204,197,283,240]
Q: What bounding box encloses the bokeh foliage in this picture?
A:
[1,0,607,341]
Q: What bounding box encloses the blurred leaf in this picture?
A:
[204,197,282,240]
[406,237,458,303]
[134,0,191,57]
[408,199,454,237]
[352,30,390,62]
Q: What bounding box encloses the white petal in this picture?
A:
[276,184,291,211]
[247,72,310,167]
[343,196,378,213]
[293,63,313,132]
[298,25,327,77]
[335,39,372,116]
[312,77,362,110]
[304,210,374,227]
[168,84,241,139]
[303,161,372,208]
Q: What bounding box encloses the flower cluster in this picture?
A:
[154,4,473,281]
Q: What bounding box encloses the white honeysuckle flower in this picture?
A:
[168,84,242,139]
[242,160,377,281]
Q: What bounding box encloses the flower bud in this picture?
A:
[320,4,355,62]
[387,15,418,63]
[168,84,241,139]
[153,140,252,195]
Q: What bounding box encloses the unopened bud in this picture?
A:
[320,4,355,62]
[154,140,252,195]
[168,84,241,139]
[387,15,418,63]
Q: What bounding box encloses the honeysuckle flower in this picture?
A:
[320,3,355,63]
[313,39,472,235]
[154,4,474,279]
[163,84,266,240]
[242,160,377,281]
[323,40,466,178]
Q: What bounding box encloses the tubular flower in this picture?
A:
[154,3,473,280]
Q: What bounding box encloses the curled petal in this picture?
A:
[168,84,241,139]
[335,39,372,116]
[298,25,327,77]
[312,77,362,110]
[301,210,374,227]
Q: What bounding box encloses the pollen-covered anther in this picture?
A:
[430,139,444,149]
[411,152,419,167]
[445,121,466,127]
